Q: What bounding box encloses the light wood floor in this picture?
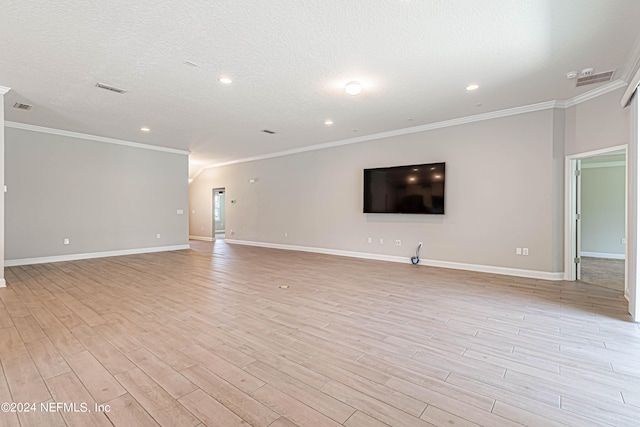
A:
[2,240,640,427]
[580,257,625,292]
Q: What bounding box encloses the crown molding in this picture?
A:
[0,86,11,95]
[207,100,560,171]
[203,81,625,173]
[623,33,640,83]
[5,121,190,156]
[563,79,627,108]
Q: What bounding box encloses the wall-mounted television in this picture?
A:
[363,162,445,214]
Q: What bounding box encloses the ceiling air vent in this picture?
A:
[95,82,127,94]
[576,70,615,87]
[13,102,32,110]
[262,129,276,134]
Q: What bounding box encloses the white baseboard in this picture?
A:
[5,244,191,267]
[0,278,5,288]
[225,239,564,281]
[580,251,625,260]
[189,235,214,242]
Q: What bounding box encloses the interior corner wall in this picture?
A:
[5,127,189,261]
[190,109,560,274]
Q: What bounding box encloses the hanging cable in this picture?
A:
[411,243,422,265]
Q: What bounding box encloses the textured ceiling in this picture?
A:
[2,0,640,178]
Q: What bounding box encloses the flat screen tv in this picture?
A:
[363,162,445,214]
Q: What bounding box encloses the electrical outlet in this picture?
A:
[523,248,529,256]
[63,238,70,245]
[516,248,522,255]
[379,238,384,245]
[284,232,288,237]
[418,241,423,246]
[395,240,401,246]
[177,209,184,215]
[621,238,626,244]
[367,237,372,244]
[156,233,161,239]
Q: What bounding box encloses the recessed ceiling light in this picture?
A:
[345,81,362,95]
[140,127,150,132]
[219,76,232,84]
[325,119,334,125]
[466,84,479,91]
[409,177,416,181]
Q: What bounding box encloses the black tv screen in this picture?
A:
[364,162,445,214]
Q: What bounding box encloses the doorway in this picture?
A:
[213,188,226,240]
[566,146,627,296]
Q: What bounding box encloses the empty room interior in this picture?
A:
[3,1,640,426]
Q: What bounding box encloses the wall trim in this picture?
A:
[581,251,626,260]
[4,244,191,267]
[0,279,5,288]
[0,86,10,95]
[5,122,190,156]
[225,239,564,281]
[196,80,626,175]
[189,235,214,241]
[562,80,627,108]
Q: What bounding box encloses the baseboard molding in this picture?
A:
[5,244,191,267]
[580,251,626,260]
[0,278,5,288]
[189,235,214,242]
[225,239,564,281]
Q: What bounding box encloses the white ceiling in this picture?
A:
[2,0,640,178]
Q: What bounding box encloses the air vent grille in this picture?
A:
[96,82,127,93]
[13,102,32,110]
[576,70,615,87]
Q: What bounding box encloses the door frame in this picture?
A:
[212,187,226,239]
[564,145,628,296]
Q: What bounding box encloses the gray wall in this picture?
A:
[5,127,189,260]
[565,89,630,156]
[581,163,626,256]
[191,109,562,273]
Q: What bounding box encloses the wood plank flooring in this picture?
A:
[1,240,639,426]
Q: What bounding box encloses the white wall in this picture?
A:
[5,127,189,263]
[581,163,626,257]
[191,109,562,276]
